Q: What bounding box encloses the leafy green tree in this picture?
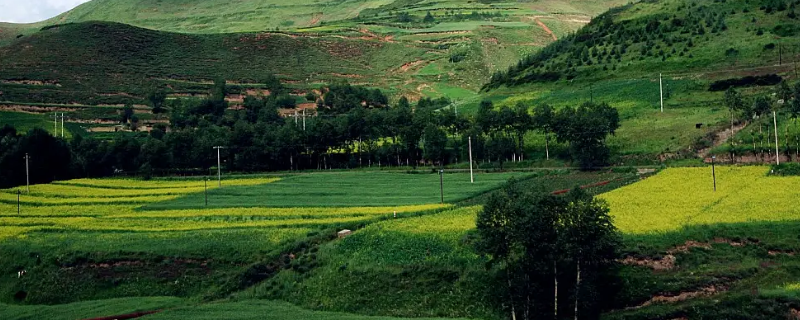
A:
[423,11,435,23]
[532,104,555,160]
[147,87,167,114]
[422,124,447,166]
[477,181,621,320]
[724,87,745,132]
[120,104,134,124]
[553,102,620,169]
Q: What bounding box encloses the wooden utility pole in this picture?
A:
[213,146,226,187]
[24,153,30,193]
[468,136,474,183]
[660,73,664,113]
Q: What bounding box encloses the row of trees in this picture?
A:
[0,82,619,188]
[723,80,800,159]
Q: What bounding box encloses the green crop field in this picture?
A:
[236,170,637,318]
[0,169,630,319]
[0,111,69,137]
[145,172,528,209]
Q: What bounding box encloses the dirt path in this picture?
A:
[534,18,557,41]
[82,310,161,320]
[697,122,748,158]
[309,13,323,26]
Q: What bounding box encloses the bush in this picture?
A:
[708,74,783,91]
[770,163,800,176]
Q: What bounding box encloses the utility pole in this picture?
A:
[61,113,64,138]
[302,109,306,131]
[711,155,717,192]
[468,136,474,184]
[24,153,30,193]
[213,146,226,187]
[774,109,781,165]
[295,110,299,127]
[659,73,664,113]
[51,113,57,136]
[439,168,444,204]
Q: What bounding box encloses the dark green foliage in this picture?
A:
[553,102,620,170]
[770,162,800,175]
[0,127,72,188]
[709,74,783,91]
[423,11,435,23]
[0,22,418,106]
[476,182,621,319]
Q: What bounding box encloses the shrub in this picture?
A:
[770,163,800,176]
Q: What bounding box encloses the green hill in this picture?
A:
[481,0,800,160]
[42,0,622,34]
[0,21,425,106]
[0,0,626,122]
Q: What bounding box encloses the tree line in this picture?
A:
[722,80,800,159]
[0,82,619,188]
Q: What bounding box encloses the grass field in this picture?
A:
[237,170,637,319]
[145,172,527,209]
[0,171,532,307]
[0,111,68,137]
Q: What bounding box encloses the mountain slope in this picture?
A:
[46,0,392,33]
[480,0,800,159]
[0,22,424,106]
[486,0,800,89]
[42,0,624,34]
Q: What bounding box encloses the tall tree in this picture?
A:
[477,181,621,320]
[553,102,619,169]
[532,104,555,160]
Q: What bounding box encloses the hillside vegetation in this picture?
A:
[482,0,800,160]
[0,0,626,112]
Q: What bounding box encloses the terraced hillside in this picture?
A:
[0,0,625,119]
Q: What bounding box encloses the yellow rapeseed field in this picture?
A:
[0,177,449,240]
[600,166,800,234]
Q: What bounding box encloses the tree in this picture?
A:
[147,87,167,114]
[423,11,435,23]
[476,181,621,320]
[422,124,447,166]
[553,102,620,169]
[532,104,555,160]
[724,87,745,135]
[120,104,134,124]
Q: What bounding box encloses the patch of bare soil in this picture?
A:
[82,310,161,320]
[768,250,797,256]
[62,258,215,280]
[0,104,78,114]
[400,60,426,72]
[413,31,471,37]
[534,18,557,41]
[245,89,271,96]
[309,12,323,26]
[698,122,748,158]
[1,79,61,86]
[622,238,755,271]
[622,255,676,271]
[630,285,726,309]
